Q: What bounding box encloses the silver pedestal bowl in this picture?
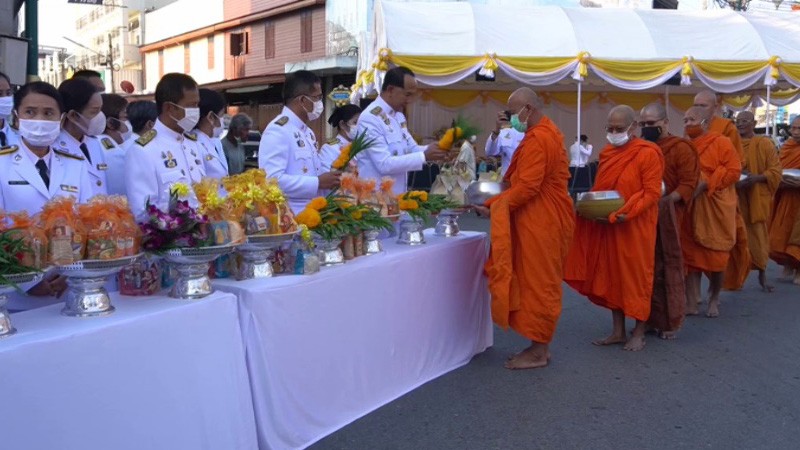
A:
[0,271,46,337]
[163,245,237,299]
[236,232,298,280]
[57,254,142,317]
[434,207,471,237]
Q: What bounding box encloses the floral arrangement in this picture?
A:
[332,130,375,171]
[398,191,460,223]
[139,183,211,253]
[0,214,42,288]
[295,192,392,242]
[221,169,297,236]
[437,115,480,151]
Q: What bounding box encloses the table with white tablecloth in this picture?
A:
[214,230,493,450]
[0,291,258,450]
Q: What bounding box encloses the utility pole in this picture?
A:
[25,0,38,82]
[107,32,114,93]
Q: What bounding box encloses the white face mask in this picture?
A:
[170,103,200,132]
[120,120,133,141]
[606,125,631,147]
[344,123,357,141]
[303,96,324,121]
[18,118,62,147]
[213,125,224,139]
[73,111,107,136]
[0,96,12,118]
[209,114,224,138]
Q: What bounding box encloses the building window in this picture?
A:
[230,32,249,56]
[264,22,275,59]
[208,36,215,70]
[158,49,164,78]
[301,11,312,53]
[184,43,190,73]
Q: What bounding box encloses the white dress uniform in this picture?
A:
[196,130,229,179]
[258,107,321,213]
[0,119,17,147]
[356,96,427,195]
[90,134,128,196]
[0,141,93,215]
[124,120,205,219]
[485,127,524,176]
[568,141,593,167]
[54,130,108,197]
[318,134,349,172]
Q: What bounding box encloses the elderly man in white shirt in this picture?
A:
[356,66,449,194]
[568,134,593,167]
[485,111,524,176]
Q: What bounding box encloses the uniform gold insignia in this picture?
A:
[0,145,19,156]
[101,138,115,150]
[370,106,382,115]
[205,155,213,161]
[54,149,85,161]
[276,116,289,126]
[297,140,305,148]
[401,122,408,129]
[136,130,157,146]
[183,132,198,141]
[60,184,79,193]
[326,137,339,145]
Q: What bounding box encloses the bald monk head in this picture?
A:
[684,106,709,139]
[639,102,669,142]
[735,111,756,139]
[693,90,720,120]
[790,116,800,144]
[507,87,543,132]
[605,105,637,146]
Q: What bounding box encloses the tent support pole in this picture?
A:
[577,80,582,145]
[766,84,772,138]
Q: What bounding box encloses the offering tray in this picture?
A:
[56,254,142,318]
[236,231,299,280]
[0,271,45,337]
[164,244,237,299]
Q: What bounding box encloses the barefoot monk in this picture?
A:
[769,116,800,285]
[474,87,574,370]
[564,105,664,352]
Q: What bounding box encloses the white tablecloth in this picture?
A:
[215,230,493,450]
[0,291,258,450]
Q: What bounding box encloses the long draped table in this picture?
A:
[214,230,492,450]
[0,291,258,450]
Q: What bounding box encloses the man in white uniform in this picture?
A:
[568,134,593,167]
[485,111,524,176]
[258,70,340,213]
[356,67,449,194]
[125,73,205,219]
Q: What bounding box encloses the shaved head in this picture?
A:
[693,90,719,119]
[639,102,669,141]
[508,87,541,109]
[640,102,667,121]
[735,111,756,139]
[506,87,543,131]
[790,116,800,142]
[684,106,708,137]
[608,105,636,127]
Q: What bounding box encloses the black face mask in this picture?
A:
[641,126,662,143]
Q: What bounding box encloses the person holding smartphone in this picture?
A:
[485,109,524,176]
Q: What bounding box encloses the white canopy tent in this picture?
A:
[352,1,800,152]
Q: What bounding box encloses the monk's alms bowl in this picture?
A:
[782,169,800,180]
[466,181,509,206]
[576,190,625,220]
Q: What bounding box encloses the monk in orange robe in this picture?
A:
[681,107,741,318]
[474,88,575,370]
[564,105,664,352]
[734,111,782,292]
[768,116,800,285]
[639,102,699,338]
[692,90,751,291]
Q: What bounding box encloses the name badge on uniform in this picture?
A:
[8,180,29,185]
[96,163,108,171]
[60,184,78,193]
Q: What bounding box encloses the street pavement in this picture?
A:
[313,215,800,450]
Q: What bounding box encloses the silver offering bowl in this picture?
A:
[0,271,45,337]
[465,181,509,206]
[397,215,426,245]
[313,235,345,266]
[434,207,471,237]
[163,245,236,299]
[236,232,298,280]
[57,254,142,317]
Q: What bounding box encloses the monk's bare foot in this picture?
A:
[624,335,646,351]
[685,304,700,316]
[592,334,626,346]
[504,347,548,370]
[706,299,720,318]
[507,346,551,362]
[658,330,678,340]
[759,271,775,293]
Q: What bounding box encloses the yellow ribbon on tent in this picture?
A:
[769,56,781,81]
[782,63,800,85]
[482,54,499,72]
[390,54,484,76]
[591,58,682,82]
[495,56,577,74]
[693,60,770,80]
[376,48,392,72]
[578,52,590,79]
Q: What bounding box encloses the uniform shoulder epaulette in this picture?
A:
[136,130,157,146]
[326,137,340,145]
[183,132,198,141]
[0,145,19,156]
[370,106,382,115]
[275,116,289,126]
[53,148,85,161]
[101,137,115,149]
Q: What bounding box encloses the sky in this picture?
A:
[28,0,86,51]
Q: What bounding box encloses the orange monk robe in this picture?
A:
[768,139,800,268]
[564,138,664,322]
[658,135,700,227]
[682,132,741,273]
[710,116,752,289]
[485,116,575,344]
[737,136,782,270]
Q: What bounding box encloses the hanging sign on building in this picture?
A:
[328,85,352,107]
[67,0,105,5]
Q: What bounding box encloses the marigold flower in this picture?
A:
[170,182,190,197]
[309,197,327,210]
